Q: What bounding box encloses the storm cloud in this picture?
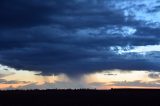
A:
[0,0,160,76]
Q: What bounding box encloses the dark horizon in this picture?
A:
[0,89,160,106]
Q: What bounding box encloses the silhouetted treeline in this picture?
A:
[0,89,160,106]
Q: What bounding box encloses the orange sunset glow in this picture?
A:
[0,64,160,89]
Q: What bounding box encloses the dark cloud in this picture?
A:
[0,79,29,84]
[0,0,55,28]
[0,0,160,76]
[17,81,91,89]
[111,80,160,87]
[0,0,125,29]
[135,27,160,38]
[0,72,14,78]
[148,73,160,79]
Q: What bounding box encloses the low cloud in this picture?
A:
[148,73,160,79]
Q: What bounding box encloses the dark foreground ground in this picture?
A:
[0,89,160,106]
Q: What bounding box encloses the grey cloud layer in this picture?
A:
[0,0,160,75]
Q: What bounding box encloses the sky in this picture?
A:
[0,0,160,89]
